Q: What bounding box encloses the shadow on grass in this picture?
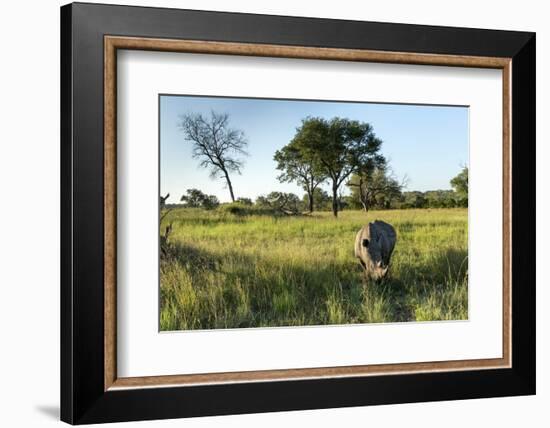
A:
[413,247,468,283]
[161,240,468,328]
[371,247,468,321]
[162,240,220,272]
[161,240,371,328]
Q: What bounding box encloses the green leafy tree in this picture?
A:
[290,117,384,217]
[347,164,403,212]
[302,188,332,211]
[236,197,253,206]
[400,191,428,209]
[203,195,220,210]
[256,191,301,214]
[274,143,326,213]
[178,111,248,202]
[451,166,468,207]
[425,190,457,208]
[180,188,220,209]
[254,195,271,208]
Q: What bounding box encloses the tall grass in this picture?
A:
[160,208,468,331]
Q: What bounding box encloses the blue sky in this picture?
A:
[160,95,468,204]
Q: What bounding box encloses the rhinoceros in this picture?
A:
[355,220,397,279]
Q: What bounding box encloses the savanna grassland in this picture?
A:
[159,208,468,331]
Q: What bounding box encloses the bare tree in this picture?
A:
[178,111,248,202]
[160,193,170,209]
[159,193,173,222]
[348,165,407,212]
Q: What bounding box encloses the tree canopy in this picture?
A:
[274,141,326,213]
[180,188,219,210]
[347,165,404,211]
[289,117,385,217]
[450,166,468,207]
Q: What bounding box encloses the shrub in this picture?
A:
[218,202,249,215]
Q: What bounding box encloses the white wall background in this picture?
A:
[0,0,546,426]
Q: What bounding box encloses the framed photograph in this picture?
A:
[61,2,535,424]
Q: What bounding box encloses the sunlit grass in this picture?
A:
[160,208,468,330]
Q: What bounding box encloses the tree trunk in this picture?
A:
[361,187,369,212]
[357,178,367,212]
[223,170,235,202]
[307,190,314,213]
[331,183,339,218]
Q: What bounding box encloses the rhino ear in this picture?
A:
[362,239,369,247]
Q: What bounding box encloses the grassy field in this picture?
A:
[160,208,468,331]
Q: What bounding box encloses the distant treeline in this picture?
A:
[165,178,468,215]
[173,110,468,216]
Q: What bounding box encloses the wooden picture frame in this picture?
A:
[61,2,535,424]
